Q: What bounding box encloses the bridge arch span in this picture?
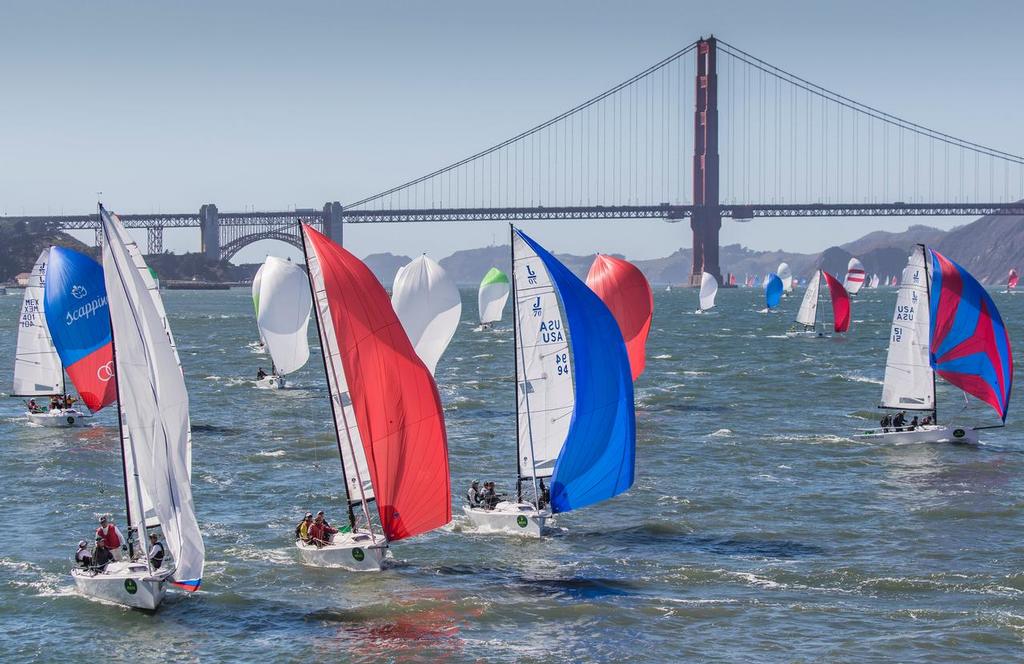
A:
[219,230,304,263]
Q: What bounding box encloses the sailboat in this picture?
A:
[249,262,267,352]
[297,224,451,570]
[586,254,653,381]
[255,257,311,389]
[392,255,461,376]
[71,205,204,610]
[696,271,718,313]
[787,271,850,337]
[463,228,635,537]
[477,267,510,330]
[42,246,118,418]
[844,258,866,295]
[868,273,880,289]
[855,245,1013,444]
[1007,268,1019,293]
[11,249,83,427]
[762,273,783,312]
[777,262,793,294]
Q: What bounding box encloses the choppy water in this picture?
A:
[0,285,1022,662]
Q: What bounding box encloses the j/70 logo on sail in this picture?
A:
[97,361,115,382]
[64,295,108,326]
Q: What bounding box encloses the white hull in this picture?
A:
[27,409,92,428]
[256,375,285,389]
[786,329,825,338]
[295,530,388,571]
[71,561,172,610]
[462,502,551,538]
[853,423,979,445]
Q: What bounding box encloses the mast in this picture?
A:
[511,226,542,509]
[511,224,522,503]
[300,224,379,539]
[921,243,938,424]
[100,203,152,573]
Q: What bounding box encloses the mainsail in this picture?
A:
[256,257,312,376]
[844,258,866,295]
[478,267,510,325]
[516,230,635,513]
[391,255,462,376]
[822,271,851,333]
[776,262,793,293]
[43,246,116,412]
[929,249,1013,421]
[795,271,821,328]
[302,224,451,541]
[699,271,718,311]
[100,206,204,592]
[585,254,654,380]
[13,249,63,396]
[880,247,934,410]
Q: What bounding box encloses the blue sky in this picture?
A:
[2,1,1022,263]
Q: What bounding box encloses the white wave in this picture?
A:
[709,428,733,437]
[653,354,672,359]
[842,373,883,385]
[256,450,286,457]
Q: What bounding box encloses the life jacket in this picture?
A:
[151,542,165,563]
[97,524,122,549]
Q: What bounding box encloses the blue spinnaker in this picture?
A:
[515,230,635,513]
[765,273,783,309]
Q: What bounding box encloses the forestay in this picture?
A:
[478,268,510,325]
[795,271,821,327]
[303,225,451,541]
[13,249,63,396]
[880,246,934,410]
[699,271,718,311]
[100,206,204,592]
[256,257,312,375]
[514,232,575,480]
[517,230,635,514]
[391,255,462,376]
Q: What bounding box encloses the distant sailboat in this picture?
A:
[392,255,461,376]
[71,205,204,610]
[855,245,1012,444]
[585,254,653,381]
[788,271,850,336]
[255,257,311,389]
[477,267,510,329]
[776,262,793,294]
[868,273,880,289]
[697,271,718,313]
[844,257,866,295]
[763,273,783,312]
[44,246,117,415]
[1008,268,1019,292]
[464,228,635,536]
[298,224,451,569]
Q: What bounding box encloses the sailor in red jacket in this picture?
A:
[308,513,338,548]
[96,515,125,561]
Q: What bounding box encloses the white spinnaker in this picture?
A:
[478,269,510,324]
[844,257,866,295]
[252,263,266,344]
[513,231,575,480]
[699,271,718,311]
[303,232,375,504]
[776,262,793,293]
[391,255,462,376]
[256,257,312,375]
[13,249,63,396]
[100,207,204,586]
[795,271,821,327]
[880,246,934,410]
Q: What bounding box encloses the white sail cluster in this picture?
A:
[255,257,312,376]
[392,255,461,375]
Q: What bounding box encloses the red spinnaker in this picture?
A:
[302,225,451,541]
[585,255,653,381]
[822,271,851,333]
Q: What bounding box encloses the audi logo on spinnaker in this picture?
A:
[97,361,115,382]
[64,295,108,326]
[71,284,88,299]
